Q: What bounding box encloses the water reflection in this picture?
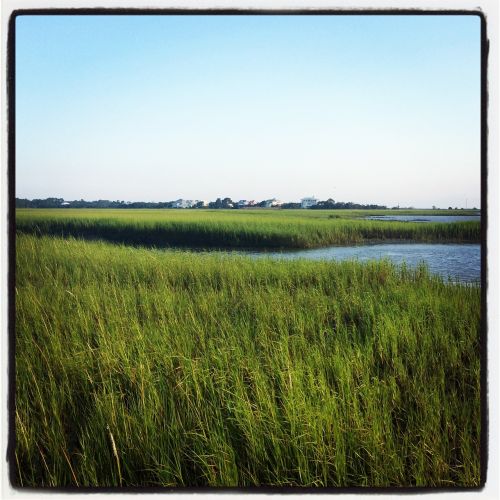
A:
[243,243,481,283]
[363,215,480,223]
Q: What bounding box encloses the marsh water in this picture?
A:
[363,215,480,223]
[242,243,481,283]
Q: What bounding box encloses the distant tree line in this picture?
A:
[16,198,67,208]
[208,198,233,209]
[310,199,387,210]
[16,197,387,210]
[15,198,173,209]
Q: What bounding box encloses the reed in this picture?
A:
[15,234,481,487]
[16,209,480,249]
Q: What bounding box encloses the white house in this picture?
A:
[301,197,318,208]
[263,198,282,208]
[172,199,197,208]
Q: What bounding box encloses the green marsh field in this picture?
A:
[16,208,480,249]
[14,209,482,487]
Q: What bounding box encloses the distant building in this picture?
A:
[237,200,248,207]
[171,199,185,208]
[301,197,318,209]
[172,199,197,208]
[263,198,282,208]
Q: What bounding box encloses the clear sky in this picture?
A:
[16,14,481,208]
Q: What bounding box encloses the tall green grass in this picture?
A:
[16,209,480,249]
[16,234,481,487]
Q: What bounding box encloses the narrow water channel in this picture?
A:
[242,243,481,283]
[363,215,480,223]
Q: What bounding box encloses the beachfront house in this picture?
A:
[263,198,282,208]
[301,197,318,208]
[172,199,197,208]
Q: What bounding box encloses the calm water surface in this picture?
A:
[363,215,480,223]
[242,243,481,283]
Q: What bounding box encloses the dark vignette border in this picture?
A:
[6,7,489,494]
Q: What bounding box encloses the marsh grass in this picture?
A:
[15,234,481,487]
[16,209,480,249]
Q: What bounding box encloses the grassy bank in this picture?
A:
[16,209,480,249]
[16,234,481,487]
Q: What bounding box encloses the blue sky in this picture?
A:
[16,14,481,207]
